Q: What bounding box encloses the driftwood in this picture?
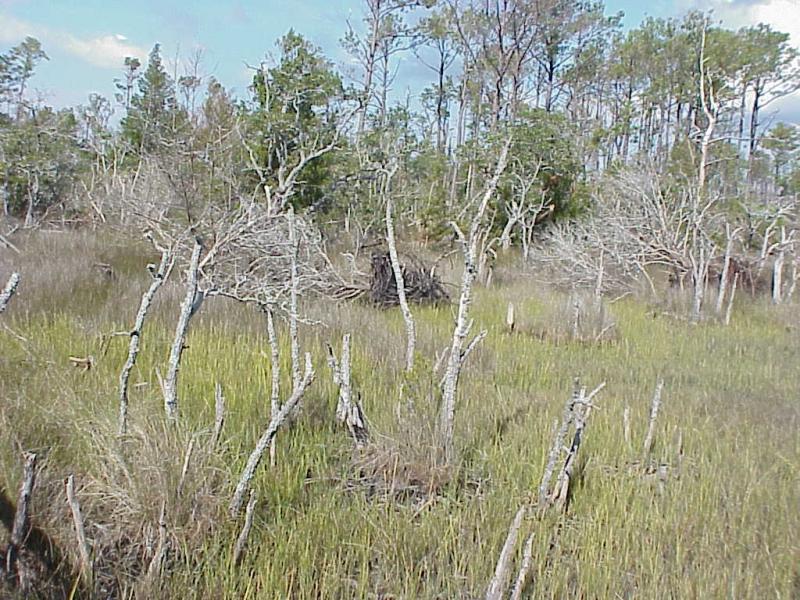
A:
[642,379,665,458]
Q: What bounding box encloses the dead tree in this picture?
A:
[4,452,37,587]
[326,334,369,447]
[439,138,511,464]
[0,272,20,314]
[384,163,416,372]
[230,353,315,516]
[119,248,176,434]
[642,379,665,458]
[163,239,203,421]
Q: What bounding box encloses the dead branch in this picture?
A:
[486,505,526,600]
[119,249,176,434]
[164,239,202,421]
[232,491,257,566]
[230,353,315,516]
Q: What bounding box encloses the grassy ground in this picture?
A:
[1,231,798,598]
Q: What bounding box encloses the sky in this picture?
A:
[0,0,798,124]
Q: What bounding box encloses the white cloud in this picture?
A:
[681,0,800,44]
[0,12,146,69]
[680,0,800,124]
[61,33,146,68]
[0,12,42,43]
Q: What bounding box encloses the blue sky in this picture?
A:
[1,0,798,123]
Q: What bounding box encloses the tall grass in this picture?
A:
[1,231,798,598]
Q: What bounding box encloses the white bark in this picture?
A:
[287,209,301,393]
[439,139,510,463]
[163,240,202,421]
[0,272,20,314]
[715,225,737,314]
[509,533,535,600]
[230,353,315,516]
[642,379,664,457]
[212,382,225,450]
[266,309,280,466]
[385,187,416,372]
[772,227,786,304]
[485,505,526,600]
[119,250,175,434]
[725,272,739,326]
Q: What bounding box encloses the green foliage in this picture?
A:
[121,44,189,153]
[244,30,344,209]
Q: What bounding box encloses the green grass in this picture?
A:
[1,232,798,598]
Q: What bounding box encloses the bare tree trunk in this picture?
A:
[725,272,739,326]
[163,240,202,421]
[642,379,664,458]
[772,227,786,304]
[715,225,736,314]
[119,251,175,434]
[439,140,510,464]
[229,354,315,516]
[0,272,20,314]
[385,181,415,372]
[265,308,280,466]
[5,452,37,584]
[287,209,301,393]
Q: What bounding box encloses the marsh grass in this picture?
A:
[1,231,798,598]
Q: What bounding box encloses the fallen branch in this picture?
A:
[642,379,664,458]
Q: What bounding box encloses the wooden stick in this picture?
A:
[211,382,225,450]
[642,379,664,457]
[65,475,93,586]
